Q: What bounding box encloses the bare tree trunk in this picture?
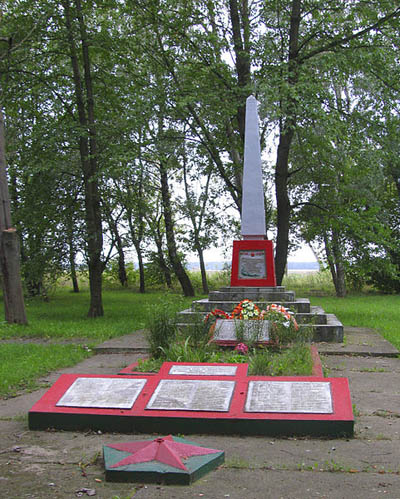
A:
[133,241,145,294]
[196,244,209,295]
[274,0,301,285]
[68,234,80,293]
[62,0,104,316]
[107,214,128,287]
[323,231,347,297]
[159,162,194,297]
[0,110,27,324]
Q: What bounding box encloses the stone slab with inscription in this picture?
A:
[245,381,332,413]
[56,377,147,409]
[146,379,235,412]
[213,319,270,342]
[169,365,237,376]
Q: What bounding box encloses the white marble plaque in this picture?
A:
[238,250,266,279]
[214,319,270,342]
[245,381,333,413]
[56,377,147,409]
[146,379,235,412]
[169,365,238,376]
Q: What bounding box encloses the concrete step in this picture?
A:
[175,319,343,343]
[218,286,286,293]
[310,314,344,342]
[191,298,311,314]
[209,289,296,302]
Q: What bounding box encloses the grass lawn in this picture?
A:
[0,343,91,398]
[0,288,198,341]
[310,294,400,350]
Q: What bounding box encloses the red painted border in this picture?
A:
[230,240,277,287]
[29,363,353,425]
[120,349,324,378]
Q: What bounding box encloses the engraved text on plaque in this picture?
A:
[245,381,333,414]
[146,379,235,412]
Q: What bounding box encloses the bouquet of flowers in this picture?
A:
[231,299,261,320]
[205,299,301,347]
[261,304,299,330]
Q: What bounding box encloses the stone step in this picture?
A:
[177,306,326,325]
[175,319,343,343]
[209,290,296,302]
[191,298,311,314]
[218,286,286,293]
[310,314,344,342]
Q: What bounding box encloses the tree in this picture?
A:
[0,109,27,323]
[61,0,104,316]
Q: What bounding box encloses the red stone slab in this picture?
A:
[29,362,353,437]
[230,240,277,287]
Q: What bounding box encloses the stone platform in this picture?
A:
[176,286,344,342]
[28,361,353,437]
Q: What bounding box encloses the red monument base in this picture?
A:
[230,240,276,287]
[28,362,353,437]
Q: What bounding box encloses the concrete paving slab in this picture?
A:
[323,355,400,374]
[317,327,399,357]
[93,329,150,354]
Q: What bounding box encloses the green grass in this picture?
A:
[284,271,400,350]
[0,289,198,341]
[0,288,199,398]
[0,343,92,397]
[283,270,335,296]
[310,294,400,350]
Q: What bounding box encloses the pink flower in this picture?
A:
[235,343,249,355]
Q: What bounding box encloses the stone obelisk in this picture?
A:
[230,95,276,287]
[241,95,266,240]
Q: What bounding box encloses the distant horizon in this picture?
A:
[186,260,319,271]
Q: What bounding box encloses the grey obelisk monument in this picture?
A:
[241,95,266,240]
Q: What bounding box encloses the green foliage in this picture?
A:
[102,260,138,288]
[146,307,178,358]
[248,344,313,377]
[0,344,91,397]
[283,271,336,296]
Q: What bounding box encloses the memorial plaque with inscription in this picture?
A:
[238,250,266,279]
[56,377,147,409]
[214,319,270,342]
[146,379,235,412]
[245,381,333,414]
[169,365,237,376]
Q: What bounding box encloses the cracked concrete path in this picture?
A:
[1,327,399,498]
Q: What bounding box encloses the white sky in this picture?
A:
[201,242,317,263]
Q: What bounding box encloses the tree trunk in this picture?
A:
[154,229,172,288]
[62,0,104,316]
[133,241,145,294]
[1,229,28,323]
[274,0,301,285]
[107,214,128,287]
[323,231,347,297]
[68,235,80,293]
[196,244,209,295]
[159,162,194,297]
[275,130,293,285]
[228,0,251,142]
[0,110,27,324]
